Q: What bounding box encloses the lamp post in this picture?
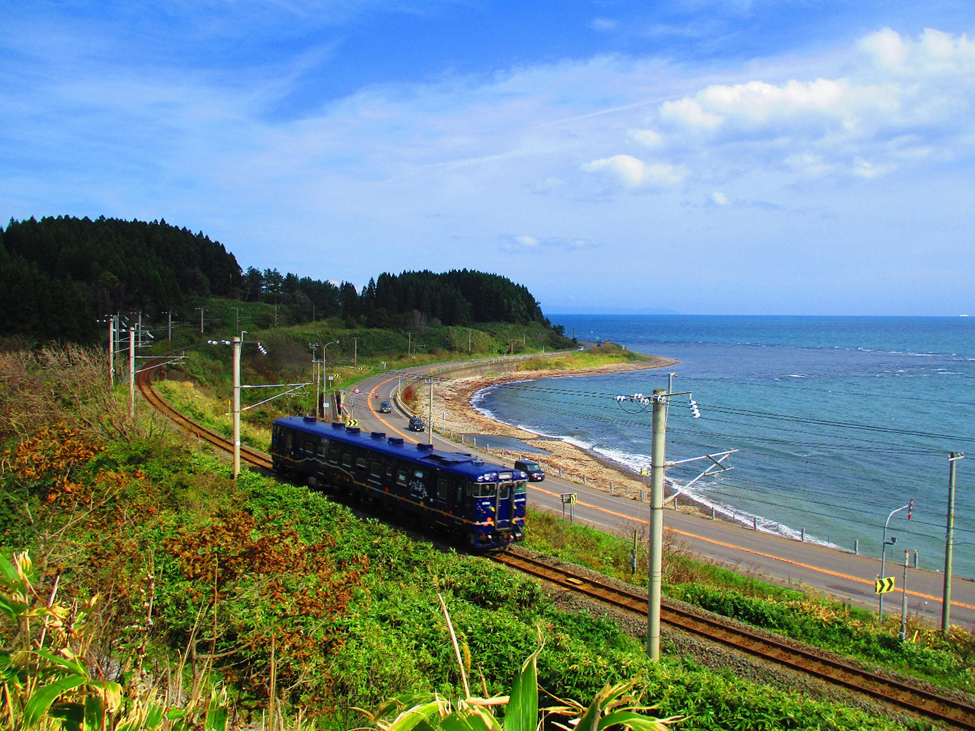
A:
[880,500,913,618]
[322,340,339,418]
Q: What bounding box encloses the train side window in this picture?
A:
[356,457,367,470]
[455,484,463,503]
[371,461,382,478]
[328,445,341,465]
[342,452,353,468]
[514,481,527,494]
[437,476,449,501]
[317,438,327,457]
[499,484,510,499]
[396,470,408,486]
[477,483,496,498]
[284,432,293,450]
[466,482,473,496]
[414,470,424,479]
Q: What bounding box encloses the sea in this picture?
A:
[474,315,975,579]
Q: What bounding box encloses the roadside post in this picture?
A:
[560,493,577,523]
[900,549,910,641]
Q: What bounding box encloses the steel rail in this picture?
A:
[136,355,975,728]
[490,551,975,729]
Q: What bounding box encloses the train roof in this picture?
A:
[274,416,526,482]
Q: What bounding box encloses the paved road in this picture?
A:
[344,365,975,629]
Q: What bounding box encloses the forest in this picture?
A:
[0,216,556,343]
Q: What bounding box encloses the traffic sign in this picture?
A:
[560,493,578,505]
[347,418,358,427]
[875,576,895,594]
[353,387,361,394]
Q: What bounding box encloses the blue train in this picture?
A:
[271,416,527,549]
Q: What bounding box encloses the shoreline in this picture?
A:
[426,355,694,508]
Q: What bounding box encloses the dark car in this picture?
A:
[515,460,545,482]
[408,416,425,432]
[379,401,392,413]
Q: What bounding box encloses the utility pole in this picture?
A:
[309,343,321,419]
[128,328,136,419]
[428,379,435,445]
[353,336,359,368]
[943,452,964,632]
[232,336,241,479]
[108,315,115,387]
[468,329,472,354]
[167,310,173,344]
[196,307,205,334]
[274,304,278,328]
[647,388,667,661]
[408,332,413,360]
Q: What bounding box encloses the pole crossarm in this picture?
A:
[664,450,738,503]
[134,356,186,374]
[241,383,310,412]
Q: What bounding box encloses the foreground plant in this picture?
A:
[0,551,228,731]
[355,597,680,731]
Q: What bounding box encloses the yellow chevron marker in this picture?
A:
[875,576,896,594]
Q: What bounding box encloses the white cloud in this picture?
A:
[628,127,663,146]
[589,17,618,32]
[500,234,596,252]
[581,154,685,187]
[710,191,729,205]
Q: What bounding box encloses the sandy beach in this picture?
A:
[420,356,682,504]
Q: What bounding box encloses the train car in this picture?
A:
[271,416,526,549]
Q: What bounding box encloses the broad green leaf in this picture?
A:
[165,707,187,720]
[503,646,539,731]
[23,674,87,727]
[84,693,106,731]
[386,700,448,731]
[598,710,669,730]
[0,553,20,583]
[30,648,88,676]
[48,701,84,731]
[205,706,228,731]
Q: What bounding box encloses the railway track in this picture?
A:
[138,359,975,728]
[136,358,272,470]
[490,551,975,728]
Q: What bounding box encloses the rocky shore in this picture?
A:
[420,356,682,503]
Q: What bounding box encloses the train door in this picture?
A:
[495,471,514,530]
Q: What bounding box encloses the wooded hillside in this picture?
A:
[0,216,555,344]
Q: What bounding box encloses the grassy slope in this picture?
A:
[0,428,924,731]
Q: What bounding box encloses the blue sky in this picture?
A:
[3,1,975,315]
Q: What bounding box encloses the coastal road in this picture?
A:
[346,366,975,630]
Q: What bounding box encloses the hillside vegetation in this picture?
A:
[0,346,928,730]
[0,216,564,345]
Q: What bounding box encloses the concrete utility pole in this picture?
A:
[197,307,205,334]
[427,379,435,445]
[353,336,359,368]
[943,452,964,632]
[232,336,241,479]
[128,328,136,419]
[647,388,667,661]
[108,316,115,387]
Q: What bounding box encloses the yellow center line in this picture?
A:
[530,486,975,611]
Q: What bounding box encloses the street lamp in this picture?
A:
[880,500,913,618]
[322,340,339,418]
